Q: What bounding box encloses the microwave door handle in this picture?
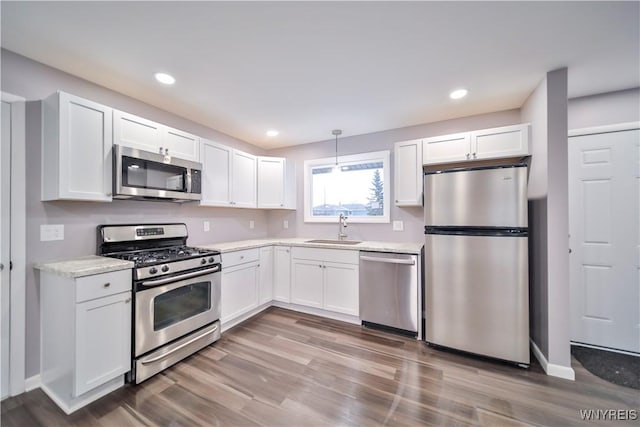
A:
[185,170,192,193]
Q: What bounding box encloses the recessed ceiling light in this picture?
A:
[266,130,279,137]
[154,72,176,85]
[450,89,468,100]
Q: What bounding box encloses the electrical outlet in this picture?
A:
[392,220,404,231]
[203,221,210,232]
[40,224,64,241]
[283,220,289,229]
[249,220,255,229]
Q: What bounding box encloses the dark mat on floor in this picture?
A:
[571,345,639,390]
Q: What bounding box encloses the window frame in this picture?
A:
[303,150,391,223]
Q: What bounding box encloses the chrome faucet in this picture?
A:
[338,213,348,240]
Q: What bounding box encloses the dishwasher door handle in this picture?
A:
[360,255,415,265]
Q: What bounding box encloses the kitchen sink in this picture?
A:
[305,239,362,245]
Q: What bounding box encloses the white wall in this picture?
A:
[1,49,271,377]
[266,109,523,242]
[569,88,640,130]
[520,69,572,374]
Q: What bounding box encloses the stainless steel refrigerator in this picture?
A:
[424,164,529,365]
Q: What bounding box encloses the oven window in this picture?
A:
[123,156,185,191]
[153,281,211,331]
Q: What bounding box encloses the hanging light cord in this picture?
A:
[332,129,342,167]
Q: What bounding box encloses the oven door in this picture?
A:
[135,267,221,357]
[114,144,201,201]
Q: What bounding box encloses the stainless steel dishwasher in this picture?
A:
[359,251,420,337]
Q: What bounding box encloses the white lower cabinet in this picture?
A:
[259,246,274,304]
[273,246,291,303]
[40,269,132,414]
[291,259,324,308]
[290,247,359,316]
[323,262,359,316]
[221,249,260,324]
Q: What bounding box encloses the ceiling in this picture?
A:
[2,2,638,149]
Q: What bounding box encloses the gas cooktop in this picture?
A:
[106,245,219,268]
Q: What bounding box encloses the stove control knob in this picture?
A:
[208,257,214,263]
[161,265,169,273]
[149,267,158,275]
[201,258,207,265]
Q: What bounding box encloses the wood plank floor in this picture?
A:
[2,307,638,426]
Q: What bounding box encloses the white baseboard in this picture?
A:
[271,301,360,325]
[24,374,41,392]
[530,339,575,381]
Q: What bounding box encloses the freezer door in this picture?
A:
[424,165,528,227]
[425,233,529,364]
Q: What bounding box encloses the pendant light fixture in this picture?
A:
[332,129,342,173]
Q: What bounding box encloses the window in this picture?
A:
[304,150,390,223]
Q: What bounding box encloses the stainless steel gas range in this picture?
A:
[97,223,221,384]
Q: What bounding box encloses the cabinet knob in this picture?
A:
[125,298,131,303]
[319,264,322,268]
[240,256,244,259]
[165,148,169,155]
[395,200,398,203]
[103,282,111,288]
[466,153,470,159]
[472,152,477,158]
[159,147,163,154]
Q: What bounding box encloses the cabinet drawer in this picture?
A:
[291,247,359,265]
[75,269,132,303]
[222,248,260,268]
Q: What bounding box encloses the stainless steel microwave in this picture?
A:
[113,145,202,202]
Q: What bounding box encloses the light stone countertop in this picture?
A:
[33,255,134,278]
[196,238,423,255]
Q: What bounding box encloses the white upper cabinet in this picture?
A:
[113,110,199,162]
[231,150,257,208]
[200,139,232,206]
[164,127,200,162]
[257,157,296,209]
[199,139,256,208]
[42,91,113,202]
[470,125,529,161]
[112,110,162,154]
[423,124,529,166]
[423,132,470,165]
[394,139,423,206]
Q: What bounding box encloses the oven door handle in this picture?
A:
[140,265,220,287]
[139,325,218,365]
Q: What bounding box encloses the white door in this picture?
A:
[1,101,11,399]
[291,260,323,308]
[394,139,422,206]
[164,127,199,162]
[273,247,291,303]
[323,262,359,316]
[569,128,639,353]
[258,247,273,304]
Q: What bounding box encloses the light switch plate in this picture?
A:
[283,220,289,229]
[392,220,404,231]
[249,220,255,229]
[40,224,64,241]
[203,221,210,232]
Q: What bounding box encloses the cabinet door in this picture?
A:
[470,124,529,161]
[232,150,257,208]
[75,292,131,396]
[200,139,233,206]
[221,262,259,323]
[257,157,285,208]
[164,126,199,162]
[291,259,323,308]
[273,246,291,303]
[394,139,423,206]
[259,247,274,304]
[54,92,113,201]
[113,110,163,154]
[323,262,359,316]
[422,132,470,165]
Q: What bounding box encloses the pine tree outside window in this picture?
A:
[304,150,390,223]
